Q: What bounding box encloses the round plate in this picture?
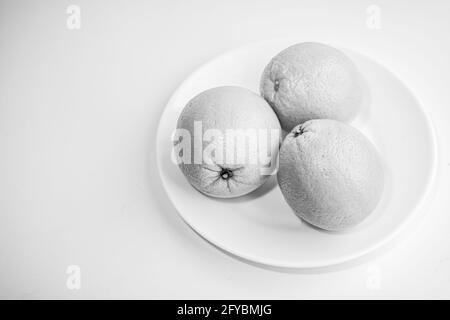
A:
[156,40,438,269]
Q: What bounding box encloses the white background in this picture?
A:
[0,0,449,299]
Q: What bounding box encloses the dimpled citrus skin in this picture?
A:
[260,42,363,131]
[277,119,384,231]
[177,86,281,198]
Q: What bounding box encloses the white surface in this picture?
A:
[157,41,437,269]
[0,0,449,299]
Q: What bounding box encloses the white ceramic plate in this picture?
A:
[156,40,438,269]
